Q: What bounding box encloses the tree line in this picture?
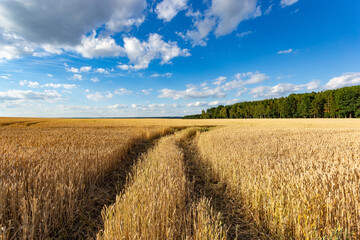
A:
[183,85,360,119]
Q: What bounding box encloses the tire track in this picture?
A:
[179,130,259,240]
[69,128,183,239]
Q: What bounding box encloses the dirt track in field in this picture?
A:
[72,136,164,239]
[178,131,260,240]
[80,127,262,239]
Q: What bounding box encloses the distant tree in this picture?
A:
[298,94,313,118]
[182,85,360,119]
[282,95,298,118]
[334,86,360,118]
[311,94,325,118]
[219,107,228,118]
[229,105,237,118]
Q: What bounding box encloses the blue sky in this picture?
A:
[0,0,359,117]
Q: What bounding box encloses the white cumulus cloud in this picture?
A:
[213,76,227,85]
[324,72,360,90]
[211,0,261,37]
[159,71,269,100]
[94,68,109,74]
[142,89,153,95]
[155,0,188,22]
[65,63,91,73]
[250,80,320,98]
[70,74,83,81]
[234,72,269,84]
[86,91,113,101]
[180,0,261,46]
[75,31,124,58]
[114,88,133,95]
[0,0,147,59]
[118,33,190,70]
[19,80,40,88]
[90,77,100,83]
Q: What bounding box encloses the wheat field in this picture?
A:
[0,118,174,239]
[1,118,360,239]
[198,120,360,239]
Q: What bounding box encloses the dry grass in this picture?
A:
[198,120,360,239]
[0,119,173,239]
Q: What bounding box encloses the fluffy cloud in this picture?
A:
[0,0,192,72]
[178,15,216,46]
[95,68,109,74]
[19,80,40,88]
[131,104,145,109]
[155,0,188,22]
[142,89,153,95]
[90,77,100,83]
[65,63,91,73]
[324,72,360,90]
[0,89,61,101]
[75,31,124,58]
[114,88,133,95]
[118,33,190,70]
[0,33,35,60]
[105,0,146,32]
[80,66,92,72]
[86,91,113,101]
[277,49,293,54]
[280,0,299,8]
[0,0,146,45]
[181,0,261,46]
[159,71,268,99]
[234,72,269,84]
[211,0,261,37]
[250,80,320,98]
[70,74,83,81]
[1,75,10,79]
[213,76,227,85]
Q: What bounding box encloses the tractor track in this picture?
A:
[178,131,260,240]
[66,129,182,240]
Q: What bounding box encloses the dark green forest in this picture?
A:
[183,85,360,119]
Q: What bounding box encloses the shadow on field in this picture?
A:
[179,130,265,240]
